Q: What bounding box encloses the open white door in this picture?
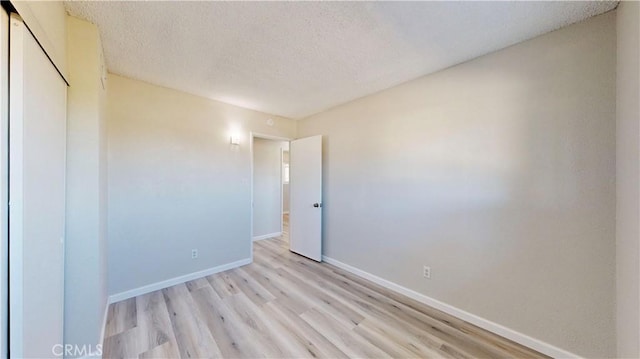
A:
[289,135,322,261]
[9,14,67,358]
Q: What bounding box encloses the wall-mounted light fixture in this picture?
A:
[230,135,241,146]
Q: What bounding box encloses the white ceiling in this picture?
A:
[64,1,617,119]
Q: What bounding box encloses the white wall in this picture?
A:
[64,16,108,353]
[107,75,296,296]
[298,12,616,358]
[252,138,285,238]
[616,2,640,357]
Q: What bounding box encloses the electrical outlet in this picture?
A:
[423,265,431,279]
[191,249,198,259]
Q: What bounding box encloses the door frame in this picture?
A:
[0,9,8,359]
[249,132,292,262]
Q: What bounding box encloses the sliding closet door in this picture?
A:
[0,10,8,359]
[9,13,66,358]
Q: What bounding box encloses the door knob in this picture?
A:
[313,203,322,208]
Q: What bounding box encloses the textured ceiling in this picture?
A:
[64,1,617,119]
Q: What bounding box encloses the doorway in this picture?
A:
[250,134,290,254]
[250,133,323,262]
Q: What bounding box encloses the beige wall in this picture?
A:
[616,1,640,357]
[65,16,108,352]
[106,75,296,295]
[298,12,616,357]
[252,138,286,238]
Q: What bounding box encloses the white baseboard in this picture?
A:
[252,232,282,241]
[322,256,580,359]
[108,258,251,303]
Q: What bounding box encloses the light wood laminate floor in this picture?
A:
[103,215,547,358]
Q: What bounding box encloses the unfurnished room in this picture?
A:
[0,1,638,358]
